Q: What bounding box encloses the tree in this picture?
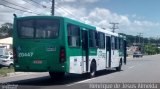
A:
[0,23,13,38]
[144,44,160,55]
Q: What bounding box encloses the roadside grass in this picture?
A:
[0,67,14,77]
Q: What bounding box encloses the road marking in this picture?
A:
[128,66,135,69]
[67,65,137,87]
[67,78,95,87]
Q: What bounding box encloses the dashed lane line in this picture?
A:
[66,78,96,87]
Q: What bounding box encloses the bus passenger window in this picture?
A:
[36,20,59,38]
[89,30,97,48]
[111,36,115,50]
[67,24,80,47]
[97,32,105,49]
[18,19,59,39]
[115,37,119,50]
[19,20,34,38]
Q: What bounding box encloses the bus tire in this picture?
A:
[49,71,65,79]
[89,61,96,78]
[116,59,122,71]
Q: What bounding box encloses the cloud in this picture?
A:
[0,0,51,25]
[59,0,99,3]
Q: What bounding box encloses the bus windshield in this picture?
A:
[18,19,60,39]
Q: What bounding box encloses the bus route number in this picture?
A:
[18,52,34,57]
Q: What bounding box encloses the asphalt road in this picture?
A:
[0,54,160,89]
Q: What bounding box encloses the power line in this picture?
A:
[29,0,47,8]
[22,0,51,14]
[14,0,80,18]
[2,0,28,10]
[22,0,46,9]
[54,4,80,20]
[0,4,41,15]
[55,6,81,20]
[48,0,80,18]
[23,0,79,18]
[23,0,50,10]
[1,0,43,15]
[22,0,36,7]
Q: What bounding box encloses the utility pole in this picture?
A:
[138,33,143,51]
[148,37,151,44]
[138,33,142,45]
[51,0,55,16]
[110,22,119,33]
[156,36,159,48]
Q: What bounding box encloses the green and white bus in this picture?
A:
[13,16,127,78]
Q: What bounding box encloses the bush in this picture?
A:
[0,67,14,77]
[144,44,160,55]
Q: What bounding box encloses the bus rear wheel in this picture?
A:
[49,71,65,79]
[116,59,122,71]
[89,61,96,78]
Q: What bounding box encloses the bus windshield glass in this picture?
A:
[18,19,60,39]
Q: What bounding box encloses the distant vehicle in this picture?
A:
[0,55,14,68]
[133,51,143,58]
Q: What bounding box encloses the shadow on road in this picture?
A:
[7,70,121,86]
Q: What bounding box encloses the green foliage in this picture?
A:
[0,22,13,38]
[0,67,14,77]
[144,44,160,55]
[119,33,159,47]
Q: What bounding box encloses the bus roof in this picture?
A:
[15,15,96,29]
[15,15,62,19]
[96,27,118,37]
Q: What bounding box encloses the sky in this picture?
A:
[0,0,160,37]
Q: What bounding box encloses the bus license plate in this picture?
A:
[33,60,42,64]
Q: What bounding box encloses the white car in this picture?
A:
[0,55,13,68]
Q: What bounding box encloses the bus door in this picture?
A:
[81,30,89,72]
[110,36,117,67]
[123,40,127,64]
[106,36,111,67]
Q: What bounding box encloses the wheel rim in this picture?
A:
[91,69,95,77]
[90,63,96,77]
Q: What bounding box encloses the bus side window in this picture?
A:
[67,24,80,47]
[106,36,110,51]
[97,32,105,49]
[111,36,115,50]
[120,39,123,50]
[89,30,97,48]
[115,37,119,50]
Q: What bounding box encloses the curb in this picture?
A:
[6,72,36,77]
[0,72,38,79]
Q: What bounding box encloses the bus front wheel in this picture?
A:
[49,71,65,79]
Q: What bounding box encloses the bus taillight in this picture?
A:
[59,46,66,63]
[13,47,18,63]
